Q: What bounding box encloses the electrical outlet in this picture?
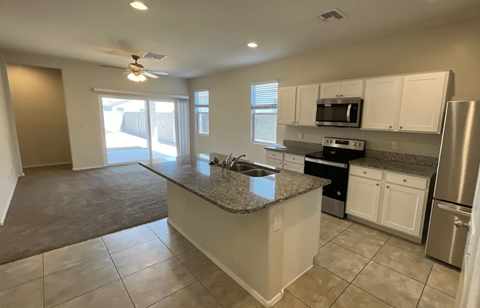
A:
[299,133,304,140]
[274,215,282,231]
[392,142,399,150]
[86,153,91,158]
[84,125,89,130]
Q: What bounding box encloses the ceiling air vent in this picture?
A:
[142,52,167,61]
[317,9,347,23]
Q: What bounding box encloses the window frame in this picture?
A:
[194,89,209,136]
[250,81,278,145]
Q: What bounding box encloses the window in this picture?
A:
[251,82,278,144]
[195,90,209,135]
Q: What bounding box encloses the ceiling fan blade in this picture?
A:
[100,65,127,70]
[147,70,169,76]
[142,72,159,79]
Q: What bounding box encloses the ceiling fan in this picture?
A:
[100,54,168,82]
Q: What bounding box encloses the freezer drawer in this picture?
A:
[425,199,471,268]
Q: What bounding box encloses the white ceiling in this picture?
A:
[0,0,479,78]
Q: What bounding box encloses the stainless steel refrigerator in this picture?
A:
[425,101,480,268]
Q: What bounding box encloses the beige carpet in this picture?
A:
[0,164,168,265]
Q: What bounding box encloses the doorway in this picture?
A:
[101,96,181,165]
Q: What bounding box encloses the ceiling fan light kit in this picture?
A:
[100,54,167,83]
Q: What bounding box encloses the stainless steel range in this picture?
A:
[304,137,366,218]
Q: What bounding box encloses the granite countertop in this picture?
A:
[350,157,437,178]
[264,145,319,156]
[140,153,330,214]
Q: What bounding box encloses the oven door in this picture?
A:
[304,158,349,218]
[316,98,362,127]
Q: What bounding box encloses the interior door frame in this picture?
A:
[98,94,154,167]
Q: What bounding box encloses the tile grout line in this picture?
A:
[283,289,312,308]
[415,264,434,308]
[100,237,137,308]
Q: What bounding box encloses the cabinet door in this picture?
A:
[380,184,426,237]
[340,80,364,98]
[362,77,402,131]
[277,86,297,125]
[346,176,381,222]
[295,85,319,126]
[266,157,284,169]
[319,82,341,99]
[283,162,304,173]
[397,72,448,133]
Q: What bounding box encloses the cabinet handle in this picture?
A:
[336,94,339,97]
[400,126,403,129]
[387,186,390,189]
[340,94,343,97]
[363,171,366,174]
[403,179,407,182]
[389,126,392,129]
[376,183,379,186]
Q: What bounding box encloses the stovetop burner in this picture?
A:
[306,137,366,163]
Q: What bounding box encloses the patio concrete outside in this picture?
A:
[106,132,177,164]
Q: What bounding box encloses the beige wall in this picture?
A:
[8,65,72,167]
[189,18,480,163]
[0,55,22,225]
[1,51,189,170]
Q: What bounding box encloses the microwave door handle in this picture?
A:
[346,104,352,122]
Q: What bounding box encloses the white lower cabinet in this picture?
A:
[265,150,304,174]
[346,165,430,239]
[381,184,426,236]
[346,176,381,222]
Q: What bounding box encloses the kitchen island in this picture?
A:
[140,153,330,307]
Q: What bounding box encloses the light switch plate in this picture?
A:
[392,141,399,150]
[274,215,282,231]
[299,133,304,140]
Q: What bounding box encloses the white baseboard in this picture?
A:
[168,219,284,307]
[0,175,19,226]
[72,165,104,171]
[23,162,72,168]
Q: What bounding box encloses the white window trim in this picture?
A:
[194,89,209,136]
[250,81,278,145]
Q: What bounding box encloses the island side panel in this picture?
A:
[166,181,277,302]
[281,188,322,288]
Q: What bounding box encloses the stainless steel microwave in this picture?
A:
[316,98,362,128]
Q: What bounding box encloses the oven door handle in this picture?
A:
[346,104,352,123]
[305,158,348,169]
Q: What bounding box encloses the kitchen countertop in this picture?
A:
[140,153,330,214]
[264,145,319,156]
[350,157,437,178]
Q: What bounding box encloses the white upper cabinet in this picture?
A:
[320,80,364,99]
[380,184,426,237]
[397,72,448,134]
[277,86,297,125]
[295,84,319,126]
[340,80,365,98]
[319,82,341,99]
[346,176,382,222]
[362,77,403,131]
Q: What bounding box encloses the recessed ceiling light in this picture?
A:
[129,1,148,10]
[247,42,258,48]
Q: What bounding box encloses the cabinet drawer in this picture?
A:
[284,162,304,173]
[266,158,284,169]
[284,153,304,165]
[350,166,383,181]
[266,151,284,160]
[386,172,427,190]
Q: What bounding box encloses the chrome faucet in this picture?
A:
[221,153,246,172]
[230,154,246,169]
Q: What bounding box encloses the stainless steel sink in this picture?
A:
[241,169,276,177]
[230,163,256,172]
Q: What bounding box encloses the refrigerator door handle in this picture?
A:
[438,203,471,217]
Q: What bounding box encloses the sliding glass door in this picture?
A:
[101,96,182,165]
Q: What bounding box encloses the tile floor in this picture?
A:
[0,214,460,308]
